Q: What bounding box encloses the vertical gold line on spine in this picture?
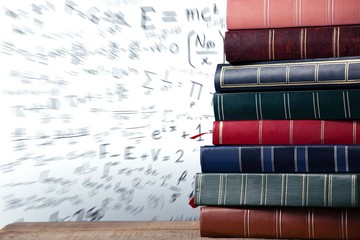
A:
[220,67,225,88]
[306,174,309,206]
[316,92,321,119]
[311,209,315,239]
[196,174,202,204]
[331,0,335,25]
[304,28,307,58]
[272,30,275,60]
[346,91,351,118]
[329,175,333,206]
[313,92,317,118]
[265,174,268,205]
[219,121,223,144]
[283,93,288,119]
[259,120,263,144]
[244,174,248,205]
[255,94,260,120]
[315,64,319,82]
[345,62,349,82]
[290,120,293,144]
[238,147,242,172]
[295,0,299,26]
[260,174,264,205]
[345,210,348,240]
[305,146,309,172]
[218,174,223,205]
[345,146,349,172]
[337,27,340,57]
[334,146,338,172]
[220,94,225,120]
[307,210,311,238]
[302,174,306,206]
[352,175,356,207]
[327,0,331,25]
[333,27,337,57]
[268,29,272,60]
[259,94,263,119]
[321,120,325,144]
[299,0,302,25]
[240,174,244,205]
[223,174,227,205]
[264,0,270,28]
[287,93,291,119]
[324,175,328,206]
[261,147,264,172]
[300,28,304,59]
[281,174,285,206]
[284,174,288,206]
[353,121,357,144]
[286,65,290,84]
[343,91,348,118]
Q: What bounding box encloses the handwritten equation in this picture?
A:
[0,0,225,228]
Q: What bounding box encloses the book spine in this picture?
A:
[227,0,360,30]
[214,57,360,93]
[213,89,360,121]
[212,120,360,145]
[225,25,360,63]
[200,145,360,173]
[194,173,360,207]
[200,206,360,239]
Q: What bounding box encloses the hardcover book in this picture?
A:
[200,145,360,173]
[214,57,360,93]
[227,0,360,30]
[225,25,360,63]
[213,89,360,120]
[200,206,360,239]
[212,120,360,145]
[194,173,360,207]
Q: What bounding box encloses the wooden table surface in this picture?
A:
[0,221,273,240]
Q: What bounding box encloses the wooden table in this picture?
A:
[0,221,271,239]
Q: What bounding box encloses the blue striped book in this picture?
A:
[200,145,360,173]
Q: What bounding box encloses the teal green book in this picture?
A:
[194,173,360,207]
[213,89,360,120]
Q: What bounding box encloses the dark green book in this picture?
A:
[213,89,360,120]
[194,173,360,207]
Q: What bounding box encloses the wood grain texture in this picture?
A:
[0,221,272,240]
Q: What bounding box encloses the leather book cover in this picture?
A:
[225,25,360,63]
[227,0,360,30]
[214,57,360,93]
[213,89,360,120]
[194,173,360,207]
[200,145,360,173]
[200,206,360,239]
[212,120,360,145]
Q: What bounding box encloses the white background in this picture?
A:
[0,0,226,227]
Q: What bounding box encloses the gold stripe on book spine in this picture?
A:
[219,121,223,144]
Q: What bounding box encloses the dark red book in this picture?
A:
[200,206,360,239]
[225,25,360,63]
[212,120,360,145]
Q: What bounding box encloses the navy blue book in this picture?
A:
[214,56,360,93]
[200,145,360,173]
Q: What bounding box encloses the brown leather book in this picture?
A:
[225,25,360,63]
[200,206,360,239]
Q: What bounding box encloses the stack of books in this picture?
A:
[191,0,360,239]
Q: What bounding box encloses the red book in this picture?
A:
[225,25,360,63]
[200,206,360,239]
[213,120,360,145]
[227,0,360,30]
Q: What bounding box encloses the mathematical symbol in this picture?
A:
[201,56,211,65]
[162,11,177,22]
[190,81,203,100]
[181,131,189,139]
